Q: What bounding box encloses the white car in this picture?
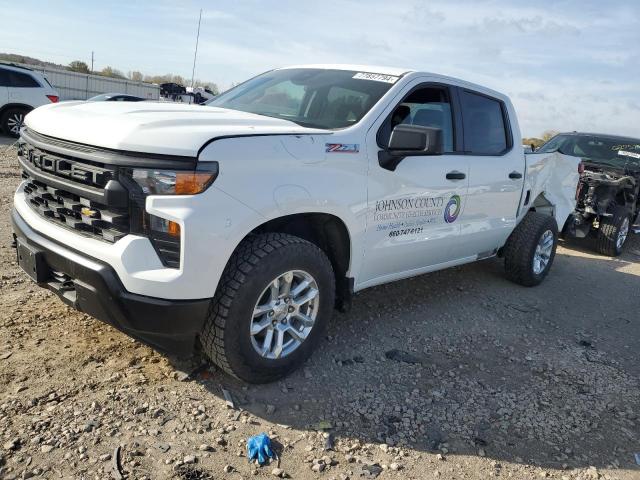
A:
[0,63,59,137]
[11,65,580,382]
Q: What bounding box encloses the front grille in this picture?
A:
[18,136,130,243]
[17,129,187,268]
[22,179,129,242]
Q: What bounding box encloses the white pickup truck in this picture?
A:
[12,65,580,382]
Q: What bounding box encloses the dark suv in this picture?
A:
[538,132,640,256]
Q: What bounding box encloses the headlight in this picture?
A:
[129,162,218,195]
[122,162,218,269]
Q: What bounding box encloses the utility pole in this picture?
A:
[190,9,202,89]
[91,51,94,74]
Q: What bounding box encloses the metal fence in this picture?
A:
[15,63,160,101]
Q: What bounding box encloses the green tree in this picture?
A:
[69,60,90,73]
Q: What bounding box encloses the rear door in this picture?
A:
[452,88,525,258]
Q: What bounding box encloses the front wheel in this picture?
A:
[200,233,335,383]
[504,212,558,287]
[596,206,631,256]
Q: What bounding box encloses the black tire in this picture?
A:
[596,206,631,257]
[1,107,29,138]
[504,212,558,287]
[201,233,335,383]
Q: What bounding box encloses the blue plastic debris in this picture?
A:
[247,432,275,465]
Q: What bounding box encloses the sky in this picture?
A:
[1,0,639,138]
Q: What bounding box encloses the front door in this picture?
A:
[359,82,470,287]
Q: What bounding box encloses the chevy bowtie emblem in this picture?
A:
[81,207,99,217]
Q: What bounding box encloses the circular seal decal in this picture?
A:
[444,194,461,223]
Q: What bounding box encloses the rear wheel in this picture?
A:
[504,212,558,287]
[200,233,335,383]
[596,206,631,256]
[1,107,30,138]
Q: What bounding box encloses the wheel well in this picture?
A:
[0,103,33,120]
[529,193,555,217]
[250,213,353,311]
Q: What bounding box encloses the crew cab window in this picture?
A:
[9,71,40,88]
[379,86,455,152]
[0,68,10,87]
[207,68,395,129]
[460,90,508,155]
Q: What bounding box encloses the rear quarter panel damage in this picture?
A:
[521,152,581,229]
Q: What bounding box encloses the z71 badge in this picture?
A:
[325,143,359,153]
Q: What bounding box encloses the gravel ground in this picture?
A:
[1,136,639,480]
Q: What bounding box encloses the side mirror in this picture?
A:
[388,124,444,156]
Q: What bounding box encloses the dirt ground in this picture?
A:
[0,135,639,480]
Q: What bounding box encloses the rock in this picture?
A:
[436,453,445,461]
[321,455,334,466]
[384,349,421,364]
[585,466,600,479]
[156,442,171,453]
[266,404,276,415]
[478,448,486,457]
[99,453,112,461]
[271,467,285,477]
[359,463,383,478]
[3,438,19,451]
[198,444,214,452]
[215,437,227,446]
[40,445,54,453]
[311,462,325,472]
[183,455,197,464]
[223,464,234,473]
[390,462,402,471]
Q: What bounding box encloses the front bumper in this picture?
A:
[11,208,210,355]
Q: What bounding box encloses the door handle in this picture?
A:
[509,171,523,179]
[446,171,466,180]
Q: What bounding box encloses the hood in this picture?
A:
[24,101,327,157]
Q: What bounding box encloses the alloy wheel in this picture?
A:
[532,229,554,275]
[250,270,319,359]
[7,112,25,136]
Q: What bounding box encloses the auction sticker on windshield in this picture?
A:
[618,150,640,159]
[352,72,399,83]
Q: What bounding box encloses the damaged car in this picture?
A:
[538,132,640,256]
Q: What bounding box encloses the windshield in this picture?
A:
[537,134,640,169]
[206,68,399,129]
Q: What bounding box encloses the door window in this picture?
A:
[0,68,11,87]
[379,87,455,152]
[459,90,509,155]
[9,71,41,88]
